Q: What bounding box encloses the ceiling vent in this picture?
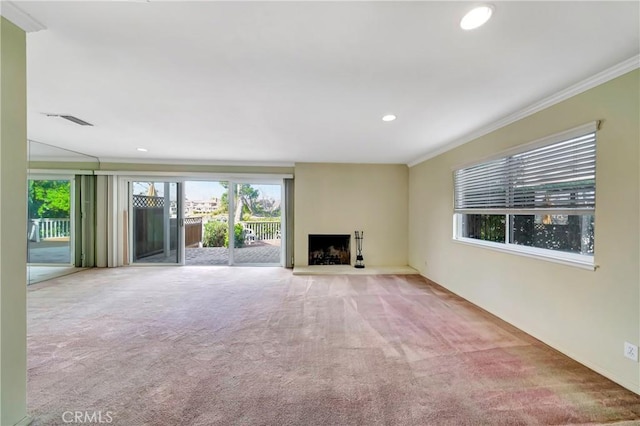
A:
[46,114,94,126]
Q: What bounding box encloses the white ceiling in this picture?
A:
[14,1,640,165]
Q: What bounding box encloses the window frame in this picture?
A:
[453,214,595,270]
[452,122,599,270]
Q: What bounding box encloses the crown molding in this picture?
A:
[407,54,640,168]
[0,1,46,32]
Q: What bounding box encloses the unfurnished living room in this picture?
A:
[0,1,639,425]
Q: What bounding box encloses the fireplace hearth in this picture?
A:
[308,234,350,265]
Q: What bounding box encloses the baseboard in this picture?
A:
[292,265,419,275]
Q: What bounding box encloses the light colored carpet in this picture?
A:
[27,267,640,425]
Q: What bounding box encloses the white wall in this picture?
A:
[294,163,408,267]
[0,17,28,425]
[408,70,640,394]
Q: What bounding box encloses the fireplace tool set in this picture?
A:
[354,231,365,269]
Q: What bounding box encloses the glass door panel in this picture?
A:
[131,181,179,264]
[232,183,282,265]
[27,178,73,265]
[184,181,229,265]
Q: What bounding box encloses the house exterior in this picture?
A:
[182,199,219,217]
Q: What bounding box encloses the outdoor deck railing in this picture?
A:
[241,221,281,241]
[28,217,280,244]
[29,218,71,241]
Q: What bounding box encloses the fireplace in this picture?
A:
[308,234,350,265]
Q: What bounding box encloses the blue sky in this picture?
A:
[133,181,281,201]
[185,181,281,201]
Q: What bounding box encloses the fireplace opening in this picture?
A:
[308,234,350,265]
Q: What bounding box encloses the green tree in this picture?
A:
[215,191,229,215]
[217,182,262,222]
[213,183,280,220]
[28,180,71,219]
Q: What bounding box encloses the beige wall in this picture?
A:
[0,17,28,425]
[408,70,640,393]
[294,162,408,266]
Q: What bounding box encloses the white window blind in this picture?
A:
[454,125,597,214]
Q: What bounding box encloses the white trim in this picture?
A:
[228,183,236,265]
[280,182,286,267]
[451,121,599,171]
[29,156,99,163]
[0,1,46,32]
[98,157,294,168]
[178,183,185,265]
[69,177,76,266]
[28,168,95,176]
[452,237,596,271]
[125,180,133,266]
[94,170,293,180]
[408,55,640,168]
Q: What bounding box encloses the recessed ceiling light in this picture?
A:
[382,114,397,122]
[460,5,494,30]
[137,148,148,152]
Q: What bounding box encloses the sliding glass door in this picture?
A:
[183,181,229,265]
[131,181,180,264]
[126,178,285,267]
[231,183,282,265]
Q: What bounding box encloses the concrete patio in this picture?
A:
[27,239,281,268]
[138,240,282,265]
[27,240,71,264]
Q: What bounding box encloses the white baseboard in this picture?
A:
[293,265,419,275]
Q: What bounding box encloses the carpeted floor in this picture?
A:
[27,267,640,425]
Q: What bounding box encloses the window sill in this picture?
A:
[452,237,596,271]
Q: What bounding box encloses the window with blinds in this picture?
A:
[452,122,598,268]
[454,131,596,214]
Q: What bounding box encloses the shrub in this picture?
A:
[224,223,245,248]
[203,221,227,247]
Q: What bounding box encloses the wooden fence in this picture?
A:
[134,209,179,259]
[185,217,203,247]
